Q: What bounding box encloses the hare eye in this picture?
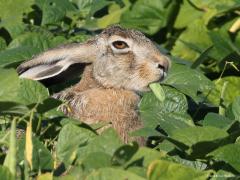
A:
[112,41,129,49]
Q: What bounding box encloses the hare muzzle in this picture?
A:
[153,54,170,79]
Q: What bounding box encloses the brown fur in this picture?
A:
[17,25,170,145]
[54,64,145,144]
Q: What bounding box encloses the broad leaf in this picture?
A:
[8,32,52,51]
[76,128,122,164]
[170,126,228,147]
[18,136,53,171]
[56,123,96,165]
[168,126,229,157]
[86,167,145,180]
[0,0,34,37]
[174,0,203,29]
[226,96,240,121]
[172,19,212,61]
[164,63,213,101]
[139,86,194,137]
[120,0,174,35]
[36,0,76,25]
[16,79,49,105]
[203,113,235,130]
[147,160,212,180]
[0,47,40,67]
[209,143,240,172]
[97,2,130,28]
[81,152,112,172]
[0,166,14,180]
[0,69,20,102]
[208,76,240,107]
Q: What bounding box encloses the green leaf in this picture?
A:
[97,1,130,28]
[191,0,240,17]
[37,98,62,114]
[111,144,139,166]
[168,126,229,157]
[149,83,165,102]
[56,123,96,165]
[208,76,240,107]
[87,0,112,17]
[67,34,91,43]
[0,0,34,37]
[191,46,213,69]
[120,0,173,35]
[123,147,166,168]
[209,30,240,60]
[81,152,112,172]
[71,0,95,15]
[36,173,53,180]
[0,37,7,51]
[76,128,123,164]
[86,167,145,180]
[127,167,146,178]
[140,86,188,115]
[180,0,240,26]
[164,63,213,101]
[50,36,67,47]
[0,47,40,67]
[174,0,203,29]
[8,32,52,51]
[147,160,212,180]
[157,140,176,153]
[171,156,207,171]
[16,79,49,105]
[3,119,16,178]
[140,86,193,134]
[212,170,235,180]
[0,102,29,115]
[159,113,195,135]
[0,166,14,180]
[203,113,235,130]
[0,69,49,105]
[172,19,212,61]
[226,96,240,121]
[36,0,76,25]
[18,136,53,171]
[0,69,20,102]
[209,143,240,172]
[170,126,228,147]
[0,32,63,67]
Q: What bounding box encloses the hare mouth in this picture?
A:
[161,71,167,80]
[147,71,167,88]
[156,71,168,83]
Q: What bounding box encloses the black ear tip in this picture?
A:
[16,65,25,75]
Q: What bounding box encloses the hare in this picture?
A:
[17,25,170,145]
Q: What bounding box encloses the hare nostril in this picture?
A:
[157,64,165,71]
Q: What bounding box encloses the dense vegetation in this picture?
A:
[0,0,240,179]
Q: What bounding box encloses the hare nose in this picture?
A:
[157,64,165,71]
[157,59,169,72]
[153,54,170,72]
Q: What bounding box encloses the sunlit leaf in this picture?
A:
[147,160,213,180]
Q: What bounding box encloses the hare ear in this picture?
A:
[17,43,96,80]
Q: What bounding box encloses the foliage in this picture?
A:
[0,0,240,179]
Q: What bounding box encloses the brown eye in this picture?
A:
[112,41,129,49]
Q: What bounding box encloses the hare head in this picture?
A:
[17,25,170,92]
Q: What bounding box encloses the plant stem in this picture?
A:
[219,81,228,116]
